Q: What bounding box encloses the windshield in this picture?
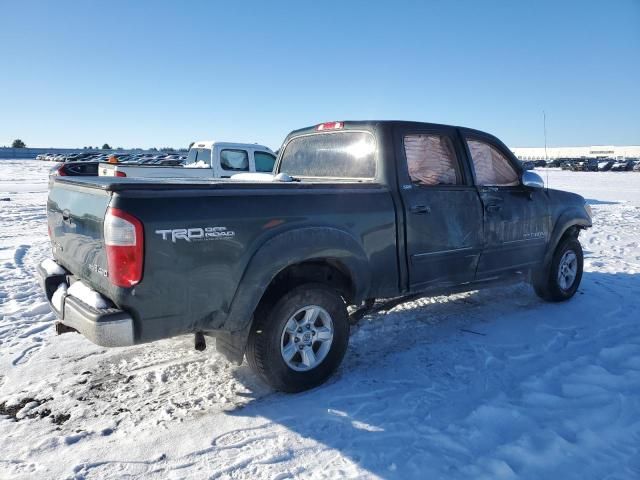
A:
[185,148,212,167]
[279,131,376,179]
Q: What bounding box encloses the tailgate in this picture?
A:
[48,180,112,292]
[98,163,117,176]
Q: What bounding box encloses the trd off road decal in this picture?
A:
[155,227,235,243]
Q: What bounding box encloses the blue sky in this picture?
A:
[1,0,638,150]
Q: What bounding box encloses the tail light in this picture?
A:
[104,208,144,287]
[57,165,67,176]
[115,171,127,177]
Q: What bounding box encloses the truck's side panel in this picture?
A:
[108,184,398,342]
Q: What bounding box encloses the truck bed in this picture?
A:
[47,175,400,344]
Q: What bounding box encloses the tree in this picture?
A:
[11,139,26,148]
[102,143,112,150]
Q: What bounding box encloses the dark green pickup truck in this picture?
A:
[39,121,592,391]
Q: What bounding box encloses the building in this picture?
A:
[510,145,640,161]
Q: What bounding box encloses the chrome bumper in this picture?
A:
[37,259,135,347]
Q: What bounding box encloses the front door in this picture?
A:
[462,132,550,278]
[395,126,484,291]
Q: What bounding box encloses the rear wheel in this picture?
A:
[533,236,583,302]
[246,283,349,392]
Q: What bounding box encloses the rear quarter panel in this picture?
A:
[111,183,398,342]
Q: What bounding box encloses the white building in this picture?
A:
[510,145,640,161]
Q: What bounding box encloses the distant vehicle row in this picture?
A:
[522,158,640,172]
[37,151,187,164]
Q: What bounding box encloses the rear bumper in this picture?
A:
[37,259,135,347]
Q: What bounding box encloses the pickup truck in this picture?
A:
[39,121,592,392]
[99,141,276,178]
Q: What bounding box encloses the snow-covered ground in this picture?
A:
[1,161,639,479]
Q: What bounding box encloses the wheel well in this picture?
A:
[560,225,580,243]
[256,260,355,313]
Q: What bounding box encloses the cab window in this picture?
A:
[186,148,212,166]
[466,139,519,186]
[404,134,461,186]
[220,149,249,171]
[254,151,276,172]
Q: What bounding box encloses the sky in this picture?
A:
[1,0,638,150]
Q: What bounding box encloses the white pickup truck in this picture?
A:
[99,141,276,178]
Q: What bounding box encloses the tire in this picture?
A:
[246,283,349,393]
[533,236,583,302]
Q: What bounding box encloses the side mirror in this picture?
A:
[522,170,544,188]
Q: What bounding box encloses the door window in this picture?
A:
[404,134,461,186]
[466,139,519,186]
[220,149,249,171]
[254,151,276,172]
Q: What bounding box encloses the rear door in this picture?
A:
[462,131,550,278]
[395,125,484,290]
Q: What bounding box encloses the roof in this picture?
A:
[190,141,273,152]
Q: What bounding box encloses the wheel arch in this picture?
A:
[222,226,371,334]
[543,208,591,267]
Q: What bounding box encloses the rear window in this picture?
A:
[186,148,212,166]
[279,132,376,179]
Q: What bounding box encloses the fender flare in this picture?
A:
[222,226,372,333]
[543,207,592,267]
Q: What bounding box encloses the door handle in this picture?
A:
[486,204,502,213]
[410,205,431,214]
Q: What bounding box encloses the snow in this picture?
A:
[50,283,66,313]
[67,281,110,310]
[231,172,275,182]
[1,160,640,479]
[40,258,65,276]
[184,161,211,169]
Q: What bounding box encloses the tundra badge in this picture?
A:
[155,227,235,243]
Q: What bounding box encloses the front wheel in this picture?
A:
[246,283,349,392]
[533,236,584,302]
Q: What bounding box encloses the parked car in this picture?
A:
[633,162,640,172]
[560,160,575,170]
[534,160,547,168]
[98,142,276,178]
[610,161,630,171]
[39,120,592,392]
[49,161,100,177]
[522,161,535,170]
[598,160,614,171]
[572,159,599,172]
[547,159,563,168]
